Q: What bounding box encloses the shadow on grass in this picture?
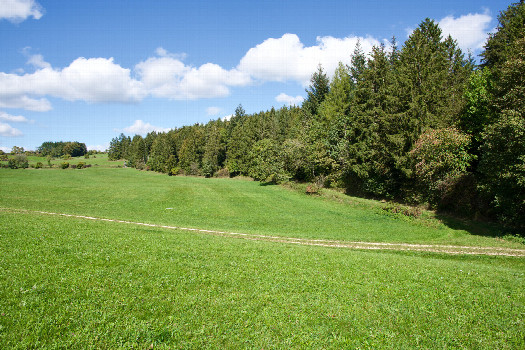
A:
[434,211,524,241]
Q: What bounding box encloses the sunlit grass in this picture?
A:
[0,167,521,248]
[1,211,523,348]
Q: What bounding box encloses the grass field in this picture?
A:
[0,167,524,348]
[1,153,125,168]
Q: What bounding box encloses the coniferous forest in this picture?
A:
[108,2,525,229]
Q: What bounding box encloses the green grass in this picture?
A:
[0,167,522,248]
[2,153,125,168]
[1,167,524,347]
[1,211,524,349]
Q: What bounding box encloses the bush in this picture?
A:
[215,168,230,178]
[7,155,29,169]
[60,162,69,169]
[409,128,473,205]
[35,162,43,169]
[70,164,77,169]
[76,162,86,169]
[84,154,90,159]
[306,184,320,195]
[169,167,181,176]
[382,203,422,218]
[62,154,71,160]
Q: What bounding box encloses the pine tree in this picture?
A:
[303,64,330,117]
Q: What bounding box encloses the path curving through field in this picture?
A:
[2,207,524,257]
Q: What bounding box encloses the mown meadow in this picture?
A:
[0,166,524,348]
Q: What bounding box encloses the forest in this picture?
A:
[107,2,525,229]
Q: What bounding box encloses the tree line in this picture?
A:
[37,141,88,158]
[108,2,525,229]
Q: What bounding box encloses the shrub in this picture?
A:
[70,164,77,169]
[76,162,86,169]
[62,154,71,160]
[35,162,43,169]
[60,162,69,169]
[8,155,29,169]
[84,154,90,159]
[382,203,422,218]
[215,168,230,178]
[409,128,473,205]
[169,167,181,176]
[306,184,320,195]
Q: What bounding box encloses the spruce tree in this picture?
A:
[303,64,330,117]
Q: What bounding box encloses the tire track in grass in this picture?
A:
[2,207,525,257]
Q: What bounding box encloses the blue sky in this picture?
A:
[0,0,509,151]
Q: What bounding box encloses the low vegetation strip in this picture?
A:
[3,207,524,257]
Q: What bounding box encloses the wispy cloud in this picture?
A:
[0,111,31,123]
[206,106,222,116]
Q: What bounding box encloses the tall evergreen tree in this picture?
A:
[478,1,525,227]
[303,64,330,117]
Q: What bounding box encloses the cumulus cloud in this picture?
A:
[0,57,145,111]
[221,114,233,122]
[0,111,30,123]
[238,33,379,86]
[0,0,43,22]
[87,144,109,152]
[275,93,304,106]
[135,49,250,100]
[122,120,171,135]
[0,35,378,111]
[0,122,23,137]
[439,10,493,52]
[206,106,222,116]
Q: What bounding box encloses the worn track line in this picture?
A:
[2,207,524,257]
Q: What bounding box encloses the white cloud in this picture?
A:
[238,33,379,86]
[135,49,250,100]
[206,106,222,116]
[0,57,145,111]
[221,114,233,122]
[0,146,11,152]
[0,94,51,111]
[0,121,23,137]
[0,111,30,123]
[275,93,304,106]
[0,0,43,22]
[0,35,381,111]
[122,120,171,135]
[27,54,51,69]
[439,11,493,52]
[87,144,109,152]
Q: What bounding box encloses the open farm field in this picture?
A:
[0,167,524,348]
[1,153,125,168]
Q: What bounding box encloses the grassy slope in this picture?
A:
[1,211,524,349]
[1,153,125,168]
[0,167,521,248]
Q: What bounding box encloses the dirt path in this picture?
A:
[2,207,525,257]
